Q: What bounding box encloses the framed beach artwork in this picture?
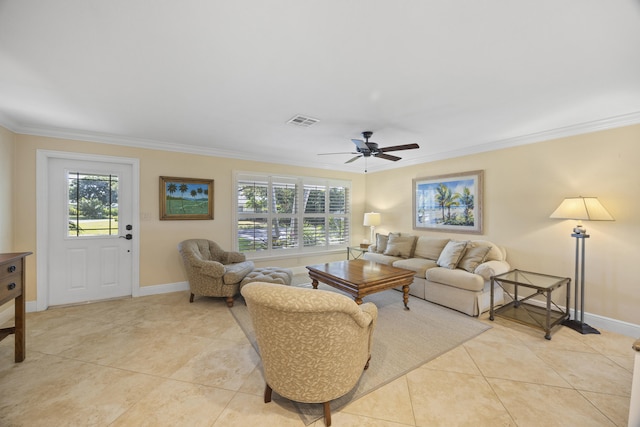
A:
[159,176,214,220]
[413,170,483,234]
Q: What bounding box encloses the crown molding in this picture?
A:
[5,110,640,174]
[366,110,640,173]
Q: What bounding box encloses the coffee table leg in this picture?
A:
[402,285,410,310]
[354,297,363,305]
[311,279,319,289]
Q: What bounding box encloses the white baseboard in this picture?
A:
[137,281,190,296]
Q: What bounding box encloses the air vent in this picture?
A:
[287,114,320,127]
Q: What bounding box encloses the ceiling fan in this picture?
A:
[319,131,420,164]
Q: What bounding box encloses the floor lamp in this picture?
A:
[550,196,614,335]
[363,212,381,245]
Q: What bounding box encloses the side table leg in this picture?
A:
[545,290,552,340]
[490,278,495,321]
[15,292,25,362]
[402,285,410,311]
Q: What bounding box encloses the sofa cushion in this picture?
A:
[362,252,402,266]
[392,258,438,279]
[458,243,491,273]
[436,240,468,269]
[414,237,450,260]
[383,234,417,258]
[426,267,485,292]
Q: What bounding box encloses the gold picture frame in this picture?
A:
[159,176,214,220]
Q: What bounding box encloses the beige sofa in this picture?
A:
[363,233,510,316]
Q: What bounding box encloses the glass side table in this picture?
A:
[490,269,570,340]
[347,246,368,260]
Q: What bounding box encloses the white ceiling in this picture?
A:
[1,1,640,173]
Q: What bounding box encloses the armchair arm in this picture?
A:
[358,302,378,356]
[349,302,378,328]
[221,250,246,264]
[195,259,226,277]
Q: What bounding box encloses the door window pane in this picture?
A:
[68,172,119,236]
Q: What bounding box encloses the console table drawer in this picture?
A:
[0,252,32,363]
[0,273,22,305]
[0,258,22,280]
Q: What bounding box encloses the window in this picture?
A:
[67,172,119,237]
[235,173,350,256]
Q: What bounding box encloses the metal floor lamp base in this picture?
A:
[561,319,600,335]
[563,232,601,336]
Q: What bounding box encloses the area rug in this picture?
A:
[229,284,490,425]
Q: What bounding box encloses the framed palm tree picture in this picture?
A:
[159,176,214,220]
[413,170,483,234]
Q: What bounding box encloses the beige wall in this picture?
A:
[12,134,366,303]
[0,126,14,252]
[0,126,15,314]
[4,124,640,326]
[365,124,640,325]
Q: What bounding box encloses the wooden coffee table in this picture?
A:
[306,259,415,310]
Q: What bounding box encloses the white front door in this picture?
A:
[45,156,136,306]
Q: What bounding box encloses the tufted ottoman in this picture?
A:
[240,267,293,289]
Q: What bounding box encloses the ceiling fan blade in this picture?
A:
[351,138,370,152]
[317,152,358,155]
[345,155,362,164]
[375,153,402,161]
[378,143,420,153]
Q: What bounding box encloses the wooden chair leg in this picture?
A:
[323,401,331,426]
[264,384,273,403]
[189,293,195,303]
[226,296,234,307]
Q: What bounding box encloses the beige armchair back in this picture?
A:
[241,282,377,426]
[178,239,253,306]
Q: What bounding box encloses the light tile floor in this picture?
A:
[0,286,635,427]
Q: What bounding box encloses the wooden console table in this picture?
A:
[0,252,32,362]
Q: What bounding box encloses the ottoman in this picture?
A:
[240,267,293,289]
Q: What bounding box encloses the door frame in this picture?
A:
[36,150,141,311]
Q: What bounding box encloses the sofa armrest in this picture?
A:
[475,260,511,281]
[367,244,377,253]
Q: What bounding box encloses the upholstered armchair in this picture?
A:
[241,282,378,426]
[178,239,254,307]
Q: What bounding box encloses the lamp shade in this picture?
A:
[549,197,614,221]
[363,212,381,227]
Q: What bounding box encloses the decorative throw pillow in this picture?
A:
[375,233,389,254]
[457,244,491,273]
[383,234,416,258]
[436,240,468,269]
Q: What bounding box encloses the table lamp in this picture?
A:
[550,196,614,334]
[363,212,381,245]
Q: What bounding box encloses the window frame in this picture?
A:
[234,172,351,259]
